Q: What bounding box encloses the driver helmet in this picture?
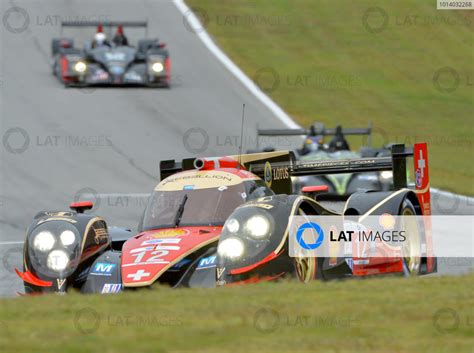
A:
[93,32,107,47]
[301,135,325,154]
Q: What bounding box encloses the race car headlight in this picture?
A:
[74,61,87,73]
[380,171,393,180]
[60,230,76,246]
[33,231,55,252]
[47,250,69,271]
[218,238,244,259]
[244,215,270,239]
[151,62,164,73]
[225,218,240,233]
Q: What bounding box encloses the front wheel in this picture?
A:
[400,199,422,276]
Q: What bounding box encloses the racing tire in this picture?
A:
[400,198,422,276]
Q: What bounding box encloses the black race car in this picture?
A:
[16,144,435,295]
[254,123,394,198]
[51,21,170,87]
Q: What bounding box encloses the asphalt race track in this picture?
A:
[0,1,472,297]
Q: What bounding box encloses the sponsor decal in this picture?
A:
[415,168,422,188]
[151,229,189,238]
[94,228,108,244]
[264,162,272,187]
[217,267,225,279]
[183,185,195,190]
[124,71,142,82]
[263,162,289,187]
[131,246,156,252]
[91,263,116,276]
[272,166,289,181]
[127,269,150,281]
[101,283,122,294]
[56,278,66,290]
[197,255,217,269]
[105,52,126,61]
[92,71,109,81]
[237,202,274,210]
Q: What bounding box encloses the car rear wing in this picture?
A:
[159,143,429,209]
[256,123,372,148]
[60,20,148,35]
[61,21,148,28]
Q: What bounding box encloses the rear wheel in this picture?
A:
[400,199,422,276]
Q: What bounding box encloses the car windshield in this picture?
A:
[142,179,273,230]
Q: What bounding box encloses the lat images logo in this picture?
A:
[296,222,324,250]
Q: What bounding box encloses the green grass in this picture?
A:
[1,274,473,352]
[186,0,474,195]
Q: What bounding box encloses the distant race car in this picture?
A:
[254,123,394,198]
[16,144,436,295]
[51,21,170,87]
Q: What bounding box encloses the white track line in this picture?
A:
[173,0,299,129]
[0,241,23,246]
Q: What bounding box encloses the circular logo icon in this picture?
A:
[362,7,389,34]
[2,246,23,275]
[74,307,101,334]
[3,127,30,154]
[296,222,324,250]
[183,127,209,154]
[253,67,280,93]
[253,308,280,334]
[433,308,460,334]
[264,162,272,187]
[3,7,30,34]
[431,191,461,215]
[433,67,460,94]
[183,7,209,34]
